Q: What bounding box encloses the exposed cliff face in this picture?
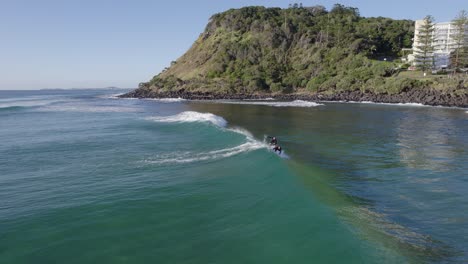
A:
[125,5,467,105]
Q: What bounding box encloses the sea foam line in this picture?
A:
[326,100,468,110]
[145,97,187,103]
[243,97,275,101]
[349,101,426,107]
[216,99,323,107]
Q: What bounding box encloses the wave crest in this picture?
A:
[147,111,227,127]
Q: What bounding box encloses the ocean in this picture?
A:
[1,89,467,263]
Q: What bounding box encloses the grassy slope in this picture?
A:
[140,5,467,96]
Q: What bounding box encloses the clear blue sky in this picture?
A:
[1,0,466,90]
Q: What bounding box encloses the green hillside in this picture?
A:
[137,5,465,96]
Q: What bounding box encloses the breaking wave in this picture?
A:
[142,111,288,165]
[146,111,228,127]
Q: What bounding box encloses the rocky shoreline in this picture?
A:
[120,88,468,108]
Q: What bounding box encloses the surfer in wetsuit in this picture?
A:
[273,145,282,154]
[267,136,282,154]
[268,136,278,145]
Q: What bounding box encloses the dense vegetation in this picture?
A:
[140,5,466,95]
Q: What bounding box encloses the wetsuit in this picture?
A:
[268,136,277,145]
[273,145,282,154]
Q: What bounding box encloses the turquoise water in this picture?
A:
[1,90,467,263]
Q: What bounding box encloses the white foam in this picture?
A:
[227,127,255,139]
[217,100,323,107]
[328,100,427,107]
[147,111,227,127]
[361,101,425,107]
[144,111,290,163]
[243,97,275,101]
[145,97,187,103]
[98,93,125,99]
[144,141,265,165]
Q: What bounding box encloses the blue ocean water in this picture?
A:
[0,89,467,263]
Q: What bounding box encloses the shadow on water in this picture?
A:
[187,101,466,263]
[287,160,460,263]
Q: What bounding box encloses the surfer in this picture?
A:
[273,145,282,154]
[268,136,278,145]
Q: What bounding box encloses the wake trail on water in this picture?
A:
[144,111,286,165]
[143,141,265,165]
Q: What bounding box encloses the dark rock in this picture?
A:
[117,88,468,108]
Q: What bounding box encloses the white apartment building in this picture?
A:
[409,19,468,69]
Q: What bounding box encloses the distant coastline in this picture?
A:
[39,87,129,91]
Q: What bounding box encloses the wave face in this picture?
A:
[144,111,271,165]
[217,99,323,107]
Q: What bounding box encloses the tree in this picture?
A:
[414,15,435,74]
[451,10,468,69]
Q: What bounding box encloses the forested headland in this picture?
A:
[124,5,468,106]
